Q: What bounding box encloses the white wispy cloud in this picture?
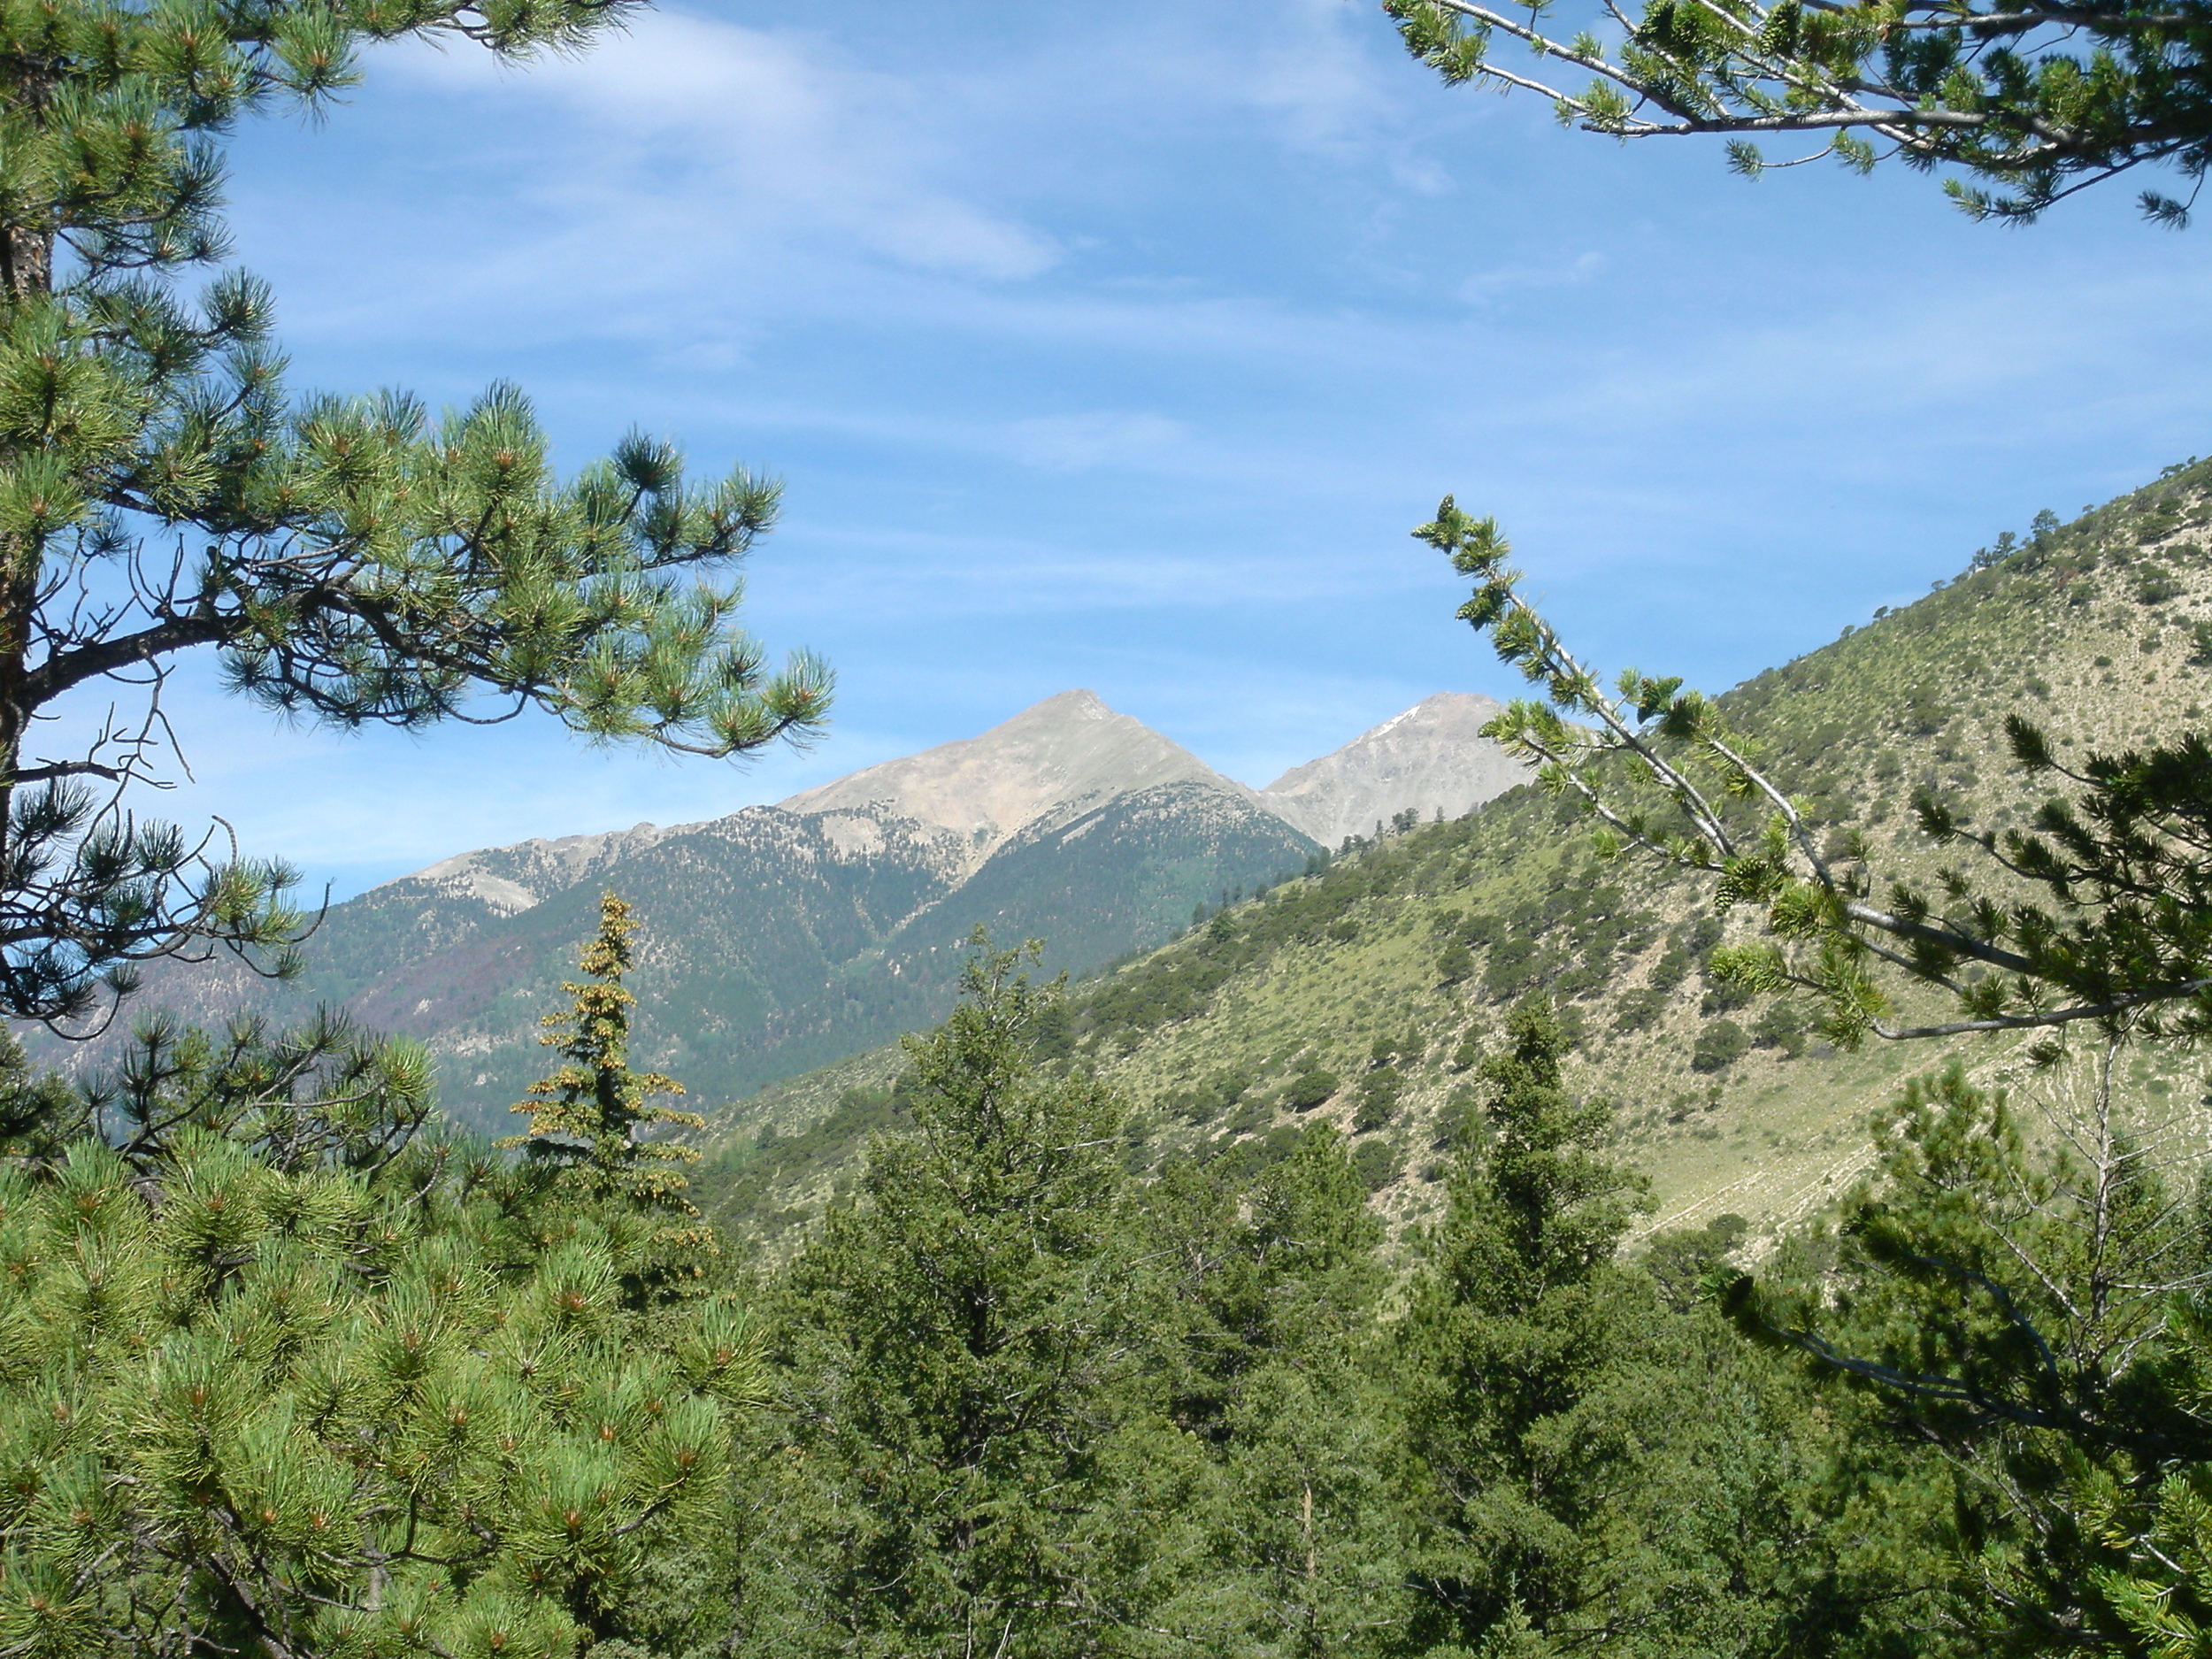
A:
[390,11,1064,285]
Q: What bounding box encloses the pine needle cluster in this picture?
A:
[0,1012,761,1659]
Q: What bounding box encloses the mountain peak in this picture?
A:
[1257,691,1525,849]
[1030,687,1113,720]
[777,690,1241,863]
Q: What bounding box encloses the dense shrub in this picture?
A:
[1754,1002,1809,1058]
[1352,1136,1402,1191]
[1354,1068,1404,1133]
[1692,1019,1751,1073]
[1612,987,1667,1033]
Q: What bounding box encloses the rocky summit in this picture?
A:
[778,688,1257,868]
[1256,691,1523,849]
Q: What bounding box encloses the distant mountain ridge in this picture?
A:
[776,689,1257,868]
[1257,692,1517,849]
[67,689,1525,1134]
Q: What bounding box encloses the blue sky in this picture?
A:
[123,0,2212,900]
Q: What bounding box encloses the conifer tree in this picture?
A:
[1730,1055,2212,1654]
[0,0,830,1033]
[1391,996,1880,1656]
[1394,995,1655,1650]
[743,934,1202,1658]
[503,892,711,1298]
[1143,1127,1404,1657]
[1417,491,2212,1055]
[1384,0,2212,223]
[0,1014,764,1659]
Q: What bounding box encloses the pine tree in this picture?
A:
[503,892,713,1299]
[1394,995,1654,1651]
[1389,996,1889,1657]
[1384,0,2212,223]
[0,0,830,1033]
[0,1015,764,1659]
[1417,495,2212,1056]
[1731,1054,2212,1654]
[1143,1126,1404,1658]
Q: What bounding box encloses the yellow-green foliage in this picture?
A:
[503,893,714,1291]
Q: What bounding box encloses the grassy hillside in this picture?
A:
[694,455,2212,1254]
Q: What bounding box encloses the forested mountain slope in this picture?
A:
[696,457,2212,1251]
[58,692,1524,1135]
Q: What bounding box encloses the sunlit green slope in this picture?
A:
[696,457,2212,1253]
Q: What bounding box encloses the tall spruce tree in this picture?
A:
[503,891,711,1302]
[1394,995,1656,1651]
[743,935,1205,1659]
[1142,1127,1403,1658]
[0,0,828,1033]
[1392,996,1890,1657]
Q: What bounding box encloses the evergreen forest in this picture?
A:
[7,0,2212,1654]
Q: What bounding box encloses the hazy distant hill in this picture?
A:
[694,457,2212,1256]
[63,688,1523,1134]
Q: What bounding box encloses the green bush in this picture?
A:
[0,1000,756,1659]
[1282,1067,1340,1112]
[1753,1002,1809,1058]
[1611,987,1666,1034]
[1482,934,1544,998]
[1691,1019,1751,1073]
[1352,1137,1402,1191]
[2135,565,2184,603]
[1354,1068,1404,1133]
[1701,975,1754,1016]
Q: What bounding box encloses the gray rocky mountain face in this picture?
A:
[44,690,1525,1132]
[1257,692,1522,849]
[777,688,1260,870]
